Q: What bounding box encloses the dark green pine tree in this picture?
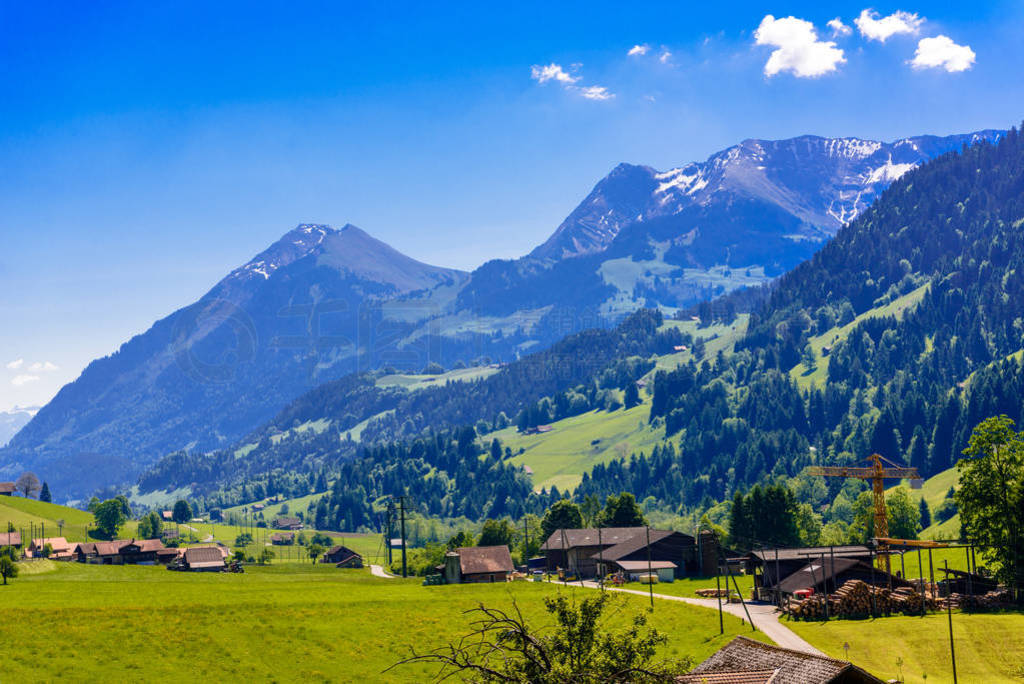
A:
[919,498,932,529]
[39,482,51,503]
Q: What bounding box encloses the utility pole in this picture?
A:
[398,496,408,578]
[646,526,654,610]
[945,560,958,684]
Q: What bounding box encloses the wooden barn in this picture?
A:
[745,546,872,600]
[321,545,363,568]
[542,527,698,579]
[443,546,514,584]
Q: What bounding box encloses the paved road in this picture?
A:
[567,581,823,655]
[370,564,395,578]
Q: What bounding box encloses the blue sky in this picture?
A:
[2,1,1023,410]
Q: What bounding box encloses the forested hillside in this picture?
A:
[141,127,1024,535]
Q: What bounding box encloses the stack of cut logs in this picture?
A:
[786,580,935,620]
[940,590,1012,610]
[695,588,730,598]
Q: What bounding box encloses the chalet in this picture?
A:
[0,531,22,547]
[156,547,184,565]
[542,527,699,579]
[321,545,363,568]
[178,546,226,572]
[28,537,74,560]
[773,556,910,597]
[119,539,166,565]
[251,503,266,512]
[593,529,697,580]
[672,345,688,352]
[744,546,872,601]
[0,482,15,496]
[273,516,303,531]
[161,511,173,521]
[680,636,884,683]
[270,532,295,545]
[443,546,514,584]
[74,539,166,565]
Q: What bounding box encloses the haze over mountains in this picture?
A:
[0,128,1004,498]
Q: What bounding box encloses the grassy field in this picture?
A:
[790,610,1024,683]
[495,399,665,492]
[618,573,756,599]
[0,495,138,542]
[0,562,764,682]
[887,466,962,540]
[177,520,389,565]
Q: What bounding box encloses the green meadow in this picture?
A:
[0,562,762,682]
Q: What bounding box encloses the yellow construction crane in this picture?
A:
[806,453,920,573]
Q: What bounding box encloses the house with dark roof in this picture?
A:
[273,516,303,531]
[0,531,22,547]
[774,557,910,597]
[270,532,295,545]
[541,527,698,578]
[442,546,514,583]
[593,529,696,580]
[681,636,884,683]
[321,545,363,568]
[0,482,15,496]
[73,539,167,565]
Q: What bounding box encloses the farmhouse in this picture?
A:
[680,635,884,683]
[0,531,22,547]
[270,532,295,545]
[273,516,303,531]
[541,527,699,578]
[442,546,514,583]
[321,545,363,568]
[28,537,74,560]
[177,546,226,572]
[74,539,167,565]
[161,510,173,521]
[0,481,15,496]
[593,529,696,580]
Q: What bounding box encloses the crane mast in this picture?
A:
[806,453,920,573]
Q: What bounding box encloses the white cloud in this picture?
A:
[5,359,24,370]
[754,15,846,78]
[11,374,40,387]
[659,50,672,64]
[575,85,614,101]
[855,9,923,42]
[530,63,578,85]
[628,44,649,57]
[911,35,976,72]
[27,361,59,372]
[531,63,613,101]
[827,18,852,37]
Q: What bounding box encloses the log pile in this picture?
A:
[940,590,1012,611]
[785,580,936,620]
[695,588,730,598]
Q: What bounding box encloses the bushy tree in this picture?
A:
[478,518,516,549]
[0,554,17,585]
[599,493,646,527]
[541,500,583,542]
[956,416,1024,591]
[172,499,193,524]
[93,499,127,539]
[259,547,275,565]
[15,472,40,498]
[307,543,325,564]
[137,511,163,540]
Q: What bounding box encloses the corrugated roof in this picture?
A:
[184,546,226,568]
[690,637,883,684]
[540,527,649,551]
[676,669,779,684]
[614,560,677,571]
[458,546,514,575]
[747,546,870,563]
[775,558,908,595]
[593,529,687,561]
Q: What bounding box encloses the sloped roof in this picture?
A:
[458,546,514,575]
[0,531,21,546]
[775,558,909,595]
[676,669,779,684]
[0,482,15,494]
[31,537,71,552]
[594,528,688,561]
[184,546,226,568]
[126,539,166,553]
[540,527,648,551]
[747,546,869,563]
[690,637,883,684]
[614,560,677,571]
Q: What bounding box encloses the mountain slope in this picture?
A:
[1,224,467,497]
[0,406,36,447]
[467,131,1003,320]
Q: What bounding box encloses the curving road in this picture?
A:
[370,564,395,578]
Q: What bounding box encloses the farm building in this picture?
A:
[773,556,910,597]
[273,516,303,531]
[177,546,227,572]
[161,510,173,521]
[442,546,514,583]
[681,635,884,683]
[745,546,872,600]
[28,537,74,560]
[161,528,179,541]
[542,528,699,579]
[321,545,363,568]
[593,529,695,580]
[74,539,167,565]
[0,481,15,496]
[270,532,295,545]
[0,531,22,547]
